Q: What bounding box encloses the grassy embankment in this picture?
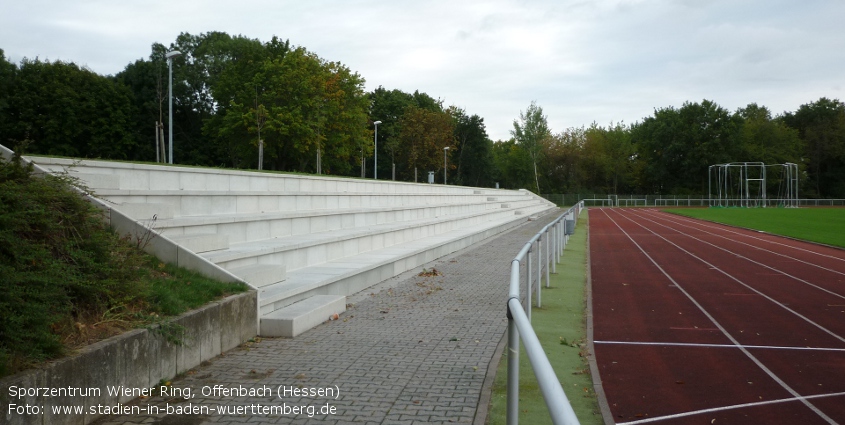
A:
[0,154,247,377]
[488,212,603,425]
[664,207,845,248]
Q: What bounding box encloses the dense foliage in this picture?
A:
[0,153,246,377]
[1,34,844,196]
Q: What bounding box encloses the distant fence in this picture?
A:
[542,194,845,208]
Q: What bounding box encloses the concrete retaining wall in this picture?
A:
[0,291,257,425]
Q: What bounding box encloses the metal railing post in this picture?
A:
[507,310,519,425]
[551,223,557,273]
[537,236,542,308]
[527,246,532,321]
[545,228,551,288]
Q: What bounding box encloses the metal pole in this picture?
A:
[551,224,557,274]
[374,121,381,179]
[168,58,174,164]
[506,314,519,425]
[545,229,550,288]
[537,236,542,308]
[527,247,532,321]
[443,147,449,184]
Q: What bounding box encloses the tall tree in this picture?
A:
[449,107,494,187]
[632,100,741,193]
[9,58,135,158]
[512,101,550,193]
[782,98,845,197]
[398,106,454,182]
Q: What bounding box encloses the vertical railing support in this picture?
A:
[551,224,557,273]
[545,228,551,288]
[527,246,533,321]
[507,310,519,425]
[537,236,542,308]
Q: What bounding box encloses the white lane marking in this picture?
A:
[594,340,845,352]
[640,209,845,279]
[623,209,845,301]
[616,391,845,425]
[610,209,845,345]
[599,208,838,424]
[644,209,845,265]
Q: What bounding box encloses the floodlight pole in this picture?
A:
[373,121,381,180]
[443,146,450,184]
[166,50,182,164]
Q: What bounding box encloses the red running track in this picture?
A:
[589,208,845,425]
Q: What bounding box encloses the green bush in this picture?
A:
[0,153,246,376]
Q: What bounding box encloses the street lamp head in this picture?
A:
[165,50,182,60]
[373,120,382,125]
[444,146,450,150]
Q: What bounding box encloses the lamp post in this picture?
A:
[165,50,182,164]
[373,121,382,180]
[443,146,450,184]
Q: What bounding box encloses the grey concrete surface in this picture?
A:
[92,212,559,425]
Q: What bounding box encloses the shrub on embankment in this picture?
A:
[0,154,247,377]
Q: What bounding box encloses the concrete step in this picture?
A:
[228,263,286,288]
[200,202,547,271]
[94,190,534,217]
[153,200,532,244]
[116,202,175,220]
[255,209,553,317]
[260,295,346,337]
[70,172,121,190]
[168,233,229,253]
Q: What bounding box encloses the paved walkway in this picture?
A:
[96,212,559,425]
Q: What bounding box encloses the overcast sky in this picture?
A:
[2,0,844,141]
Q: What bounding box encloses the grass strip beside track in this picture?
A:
[488,213,603,424]
[664,207,845,248]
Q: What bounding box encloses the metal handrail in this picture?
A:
[506,201,584,425]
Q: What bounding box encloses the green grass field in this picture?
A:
[663,207,845,248]
[488,212,603,425]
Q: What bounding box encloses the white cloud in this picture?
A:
[2,0,844,140]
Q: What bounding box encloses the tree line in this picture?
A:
[524,98,845,198]
[1,32,844,197]
[0,32,494,187]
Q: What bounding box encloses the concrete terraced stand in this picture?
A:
[23,156,556,336]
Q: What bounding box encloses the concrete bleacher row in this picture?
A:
[25,156,557,337]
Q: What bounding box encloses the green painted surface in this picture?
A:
[664,207,845,248]
[489,212,603,425]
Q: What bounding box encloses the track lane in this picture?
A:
[591,208,845,424]
[638,209,845,292]
[618,208,845,343]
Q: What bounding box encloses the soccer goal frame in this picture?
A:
[708,162,798,208]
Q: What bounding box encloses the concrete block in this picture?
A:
[148,328,178,386]
[228,263,286,288]
[42,355,84,425]
[260,295,346,337]
[197,304,222,363]
[236,195,259,214]
[71,172,120,190]
[219,292,258,352]
[117,329,152,403]
[173,310,202,375]
[117,202,174,220]
[1,368,46,425]
[175,245,242,284]
[169,233,228,253]
[149,171,180,190]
